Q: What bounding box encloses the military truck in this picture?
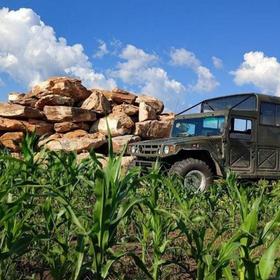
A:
[128,93,280,190]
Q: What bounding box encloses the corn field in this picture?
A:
[1,136,280,280]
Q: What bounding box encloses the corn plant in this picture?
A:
[134,165,177,280]
[165,177,226,279]
[1,133,280,279]
[40,137,144,279]
[0,143,39,279]
[224,173,280,280]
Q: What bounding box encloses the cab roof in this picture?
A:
[202,92,280,105]
[177,92,280,115]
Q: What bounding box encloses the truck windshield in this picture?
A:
[172,116,225,137]
[201,94,256,112]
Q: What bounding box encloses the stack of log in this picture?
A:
[0,77,175,155]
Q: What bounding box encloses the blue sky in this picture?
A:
[1,0,280,112]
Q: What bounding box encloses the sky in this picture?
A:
[0,0,280,112]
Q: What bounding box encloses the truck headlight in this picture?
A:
[131,146,136,154]
[163,145,175,155]
[163,145,170,154]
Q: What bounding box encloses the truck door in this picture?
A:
[228,117,256,174]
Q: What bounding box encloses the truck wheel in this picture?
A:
[169,158,213,191]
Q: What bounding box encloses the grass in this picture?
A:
[1,135,280,279]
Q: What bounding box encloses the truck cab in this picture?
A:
[128,93,280,190]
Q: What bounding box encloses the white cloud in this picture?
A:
[212,56,223,69]
[170,48,200,68]
[170,48,219,92]
[112,44,185,109]
[0,8,116,89]
[114,44,158,83]
[193,66,219,92]
[232,51,280,95]
[93,40,109,58]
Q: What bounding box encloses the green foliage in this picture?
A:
[133,164,177,280]
[1,135,280,279]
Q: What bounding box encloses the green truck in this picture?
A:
[128,93,280,190]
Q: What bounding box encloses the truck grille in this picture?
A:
[136,144,160,155]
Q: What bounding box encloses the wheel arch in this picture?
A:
[164,149,223,177]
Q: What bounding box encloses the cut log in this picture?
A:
[0,117,53,135]
[44,106,96,122]
[28,77,91,102]
[0,117,27,131]
[135,120,172,139]
[0,103,43,119]
[81,90,111,114]
[112,104,139,116]
[44,131,106,153]
[54,122,89,133]
[90,112,134,136]
[135,95,164,113]
[0,132,24,152]
[138,102,157,122]
[63,129,88,139]
[35,95,74,110]
[26,119,54,136]
[8,92,37,107]
[37,134,62,148]
[102,88,137,104]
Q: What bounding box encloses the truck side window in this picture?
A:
[260,102,280,126]
[230,118,252,139]
[260,102,276,125]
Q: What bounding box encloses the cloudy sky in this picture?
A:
[0,0,280,112]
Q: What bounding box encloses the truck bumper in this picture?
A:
[134,159,155,168]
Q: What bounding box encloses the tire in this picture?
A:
[169,158,213,191]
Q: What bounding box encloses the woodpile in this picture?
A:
[0,77,175,155]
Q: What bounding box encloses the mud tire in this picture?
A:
[169,158,213,191]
